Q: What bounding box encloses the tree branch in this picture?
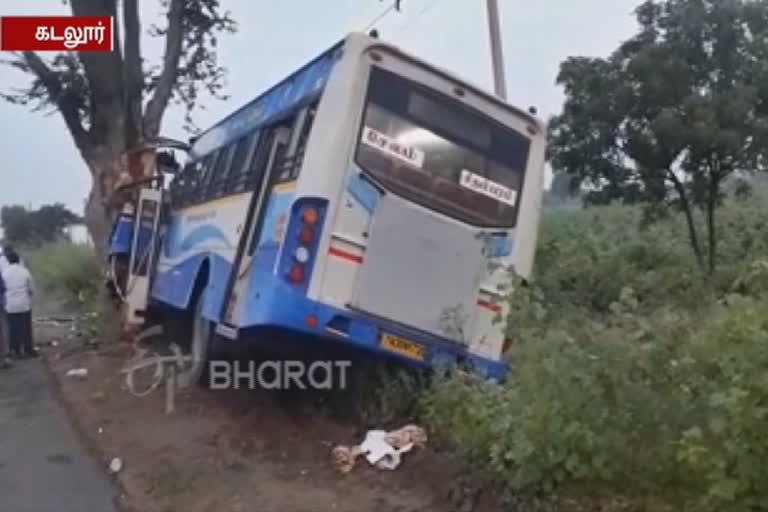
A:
[21,51,91,155]
[69,0,125,150]
[123,0,143,151]
[665,168,704,269]
[143,0,184,139]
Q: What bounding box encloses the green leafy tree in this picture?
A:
[1,0,236,258]
[1,203,82,246]
[548,0,768,272]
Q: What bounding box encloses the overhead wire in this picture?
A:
[362,2,398,32]
[394,0,446,37]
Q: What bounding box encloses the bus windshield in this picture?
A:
[355,67,531,228]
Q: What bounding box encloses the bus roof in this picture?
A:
[189,38,345,158]
[189,32,541,159]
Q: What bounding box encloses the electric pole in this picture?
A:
[486,0,507,100]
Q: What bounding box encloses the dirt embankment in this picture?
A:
[36,315,497,512]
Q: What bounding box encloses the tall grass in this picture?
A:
[25,241,119,342]
[420,193,768,511]
[25,241,101,302]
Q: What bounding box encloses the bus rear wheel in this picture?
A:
[176,295,214,388]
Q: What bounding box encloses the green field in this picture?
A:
[424,190,768,511]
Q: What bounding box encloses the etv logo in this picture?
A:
[0,16,113,52]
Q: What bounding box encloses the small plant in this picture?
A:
[419,191,768,511]
[25,241,101,303]
[25,241,119,343]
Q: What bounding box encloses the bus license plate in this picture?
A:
[380,333,426,361]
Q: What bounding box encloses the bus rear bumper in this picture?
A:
[238,284,509,381]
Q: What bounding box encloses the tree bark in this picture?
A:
[706,166,722,275]
[666,170,704,269]
[84,148,128,262]
[143,0,185,139]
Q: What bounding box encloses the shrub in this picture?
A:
[24,241,119,342]
[420,194,768,511]
[25,241,101,302]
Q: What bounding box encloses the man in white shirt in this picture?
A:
[1,249,37,358]
[0,246,10,368]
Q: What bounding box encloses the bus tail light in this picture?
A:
[288,264,305,283]
[294,246,310,264]
[298,226,314,244]
[302,207,319,226]
[281,198,328,289]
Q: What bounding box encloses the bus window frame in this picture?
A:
[171,96,321,209]
[353,65,531,229]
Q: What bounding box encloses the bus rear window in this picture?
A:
[355,67,530,228]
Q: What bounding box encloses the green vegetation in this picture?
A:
[1,203,82,247]
[548,0,768,273]
[421,192,768,511]
[25,241,100,301]
[25,241,120,343]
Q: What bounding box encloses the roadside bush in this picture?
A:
[421,194,768,511]
[424,293,768,510]
[25,241,101,302]
[25,241,120,342]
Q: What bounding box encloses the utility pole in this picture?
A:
[486,0,507,100]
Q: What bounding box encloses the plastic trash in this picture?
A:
[331,424,427,473]
[109,457,122,474]
[65,368,88,379]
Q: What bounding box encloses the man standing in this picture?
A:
[0,247,11,368]
[1,249,37,358]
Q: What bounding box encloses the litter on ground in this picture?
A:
[109,457,123,474]
[65,368,89,379]
[332,424,427,473]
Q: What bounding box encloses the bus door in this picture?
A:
[124,186,164,325]
[219,124,293,331]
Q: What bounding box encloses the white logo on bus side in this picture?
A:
[362,126,425,169]
[459,170,517,207]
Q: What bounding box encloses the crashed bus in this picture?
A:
[107,32,546,385]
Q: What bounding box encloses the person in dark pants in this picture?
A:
[0,262,10,369]
[1,250,37,358]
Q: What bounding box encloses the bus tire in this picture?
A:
[177,293,215,388]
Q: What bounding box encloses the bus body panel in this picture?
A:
[298,36,546,362]
[151,192,253,314]
[137,32,546,379]
[188,44,343,160]
[149,41,344,318]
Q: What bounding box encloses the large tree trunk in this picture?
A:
[667,170,705,269]
[84,150,128,262]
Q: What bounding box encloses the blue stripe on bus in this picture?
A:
[256,190,295,247]
[151,251,233,315]
[346,172,379,213]
[151,232,508,380]
[190,42,344,159]
[236,270,509,381]
[108,216,134,255]
[489,234,513,258]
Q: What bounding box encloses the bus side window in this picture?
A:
[224,132,260,196]
[170,164,191,208]
[276,103,317,183]
[196,147,232,202]
[208,147,234,199]
[242,129,277,194]
[182,155,209,205]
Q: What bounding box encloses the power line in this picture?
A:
[363,3,397,32]
[394,0,446,37]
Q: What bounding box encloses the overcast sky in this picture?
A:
[0,0,641,214]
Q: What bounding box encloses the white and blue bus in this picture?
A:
[108,32,546,385]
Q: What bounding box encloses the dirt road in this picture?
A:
[0,358,119,512]
[30,312,492,512]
